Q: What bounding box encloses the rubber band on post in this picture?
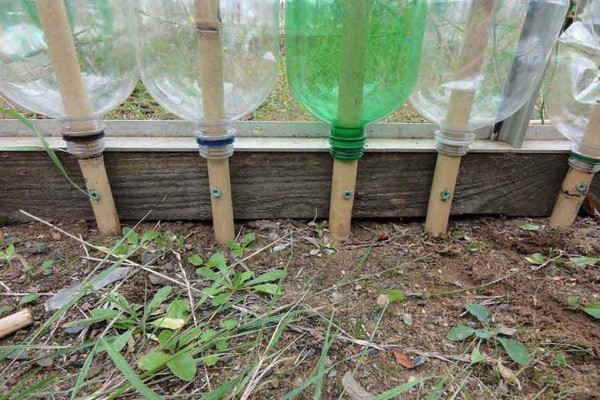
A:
[569,151,600,174]
[330,126,366,161]
[196,129,235,159]
[61,125,106,158]
[434,130,474,157]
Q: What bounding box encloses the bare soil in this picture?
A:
[0,216,599,399]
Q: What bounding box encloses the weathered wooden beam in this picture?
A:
[1,150,598,223]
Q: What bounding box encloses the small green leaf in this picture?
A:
[221,319,238,330]
[197,267,220,281]
[211,293,231,306]
[567,296,580,310]
[447,325,475,341]
[525,253,545,265]
[200,329,217,343]
[42,259,54,270]
[475,328,497,339]
[569,257,600,268]
[520,223,541,231]
[387,289,405,304]
[167,352,197,382]
[123,227,139,246]
[141,230,159,244]
[466,303,490,323]
[232,272,247,289]
[206,253,228,272]
[582,302,600,319]
[158,330,176,351]
[153,299,190,330]
[203,354,218,367]
[252,283,281,296]
[21,265,33,273]
[138,351,170,372]
[19,293,40,305]
[247,269,287,286]
[554,352,568,368]
[450,230,464,239]
[216,340,229,351]
[0,305,14,317]
[6,245,15,257]
[240,233,256,247]
[98,330,133,353]
[166,300,190,320]
[226,241,241,251]
[189,255,204,266]
[497,337,530,366]
[470,345,485,364]
[146,286,172,317]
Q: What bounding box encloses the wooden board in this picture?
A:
[1,151,598,223]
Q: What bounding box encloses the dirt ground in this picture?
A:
[0,216,599,399]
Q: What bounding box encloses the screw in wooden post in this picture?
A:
[549,168,595,228]
[425,154,462,235]
[329,159,359,241]
[78,156,121,235]
[207,158,235,244]
[0,309,33,340]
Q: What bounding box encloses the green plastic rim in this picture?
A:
[570,151,600,166]
[330,126,366,160]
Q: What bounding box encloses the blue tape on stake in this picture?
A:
[196,136,235,147]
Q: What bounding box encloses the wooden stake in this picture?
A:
[78,156,121,235]
[36,0,121,235]
[329,0,369,241]
[425,155,462,234]
[329,160,359,241]
[194,0,235,244]
[549,168,595,227]
[549,105,600,228]
[0,309,33,340]
[207,158,235,243]
[425,0,498,235]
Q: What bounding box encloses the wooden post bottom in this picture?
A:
[0,309,33,340]
[549,167,596,228]
[78,156,121,235]
[329,159,359,241]
[425,154,462,235]
[207,158,235,243]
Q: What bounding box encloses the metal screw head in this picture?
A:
[88,190,100,201]
[576,182,588,193]
[210,187,222,198]
[440,190,452,201]
[343,190,354,200]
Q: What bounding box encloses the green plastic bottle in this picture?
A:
[286,0,427,160]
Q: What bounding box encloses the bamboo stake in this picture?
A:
[36,0,121,235]
[0,309,33,340]
[549,106,600,227]
[194,0,235,244]
[425,0,498,235]
[329,0,369,241]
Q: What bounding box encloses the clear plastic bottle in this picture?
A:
[546,0,600,164]
[132,0,280,159]
[411,0,569,153]
[0,0,138,155]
